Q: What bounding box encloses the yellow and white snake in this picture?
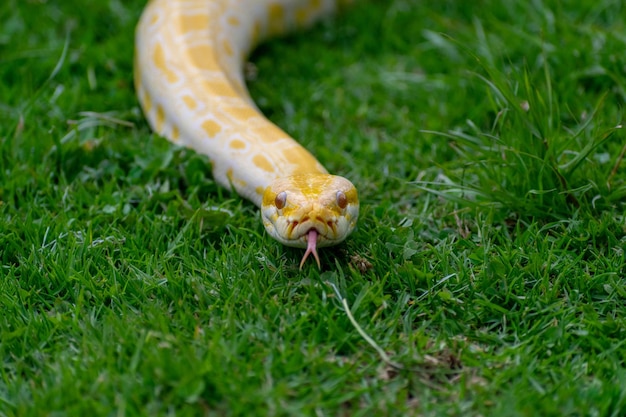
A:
[134,0,359,267]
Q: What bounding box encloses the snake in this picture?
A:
[134,0,359,268]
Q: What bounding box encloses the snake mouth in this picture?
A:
[296,226,327,240]
[289,217,336,240]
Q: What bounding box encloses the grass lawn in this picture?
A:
[2,0,626,415]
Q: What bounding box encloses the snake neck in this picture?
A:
[135,0,342,207]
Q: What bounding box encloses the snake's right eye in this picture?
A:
[336,191,348,209]
[275,191,287,209]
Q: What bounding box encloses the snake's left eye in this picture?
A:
[336,191,348,209]
[275,191,287,209]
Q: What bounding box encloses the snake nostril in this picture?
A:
[301,216,309,223]
[315,216,324,223]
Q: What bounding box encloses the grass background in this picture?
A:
[1,0,626,415]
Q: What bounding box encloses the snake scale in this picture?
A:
[134,0,359,268]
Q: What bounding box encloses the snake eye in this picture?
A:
[336,191,348,209]
[275,191,287,209]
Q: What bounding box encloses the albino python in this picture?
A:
[135,0,359,268]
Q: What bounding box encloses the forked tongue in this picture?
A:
[299,229,320,269]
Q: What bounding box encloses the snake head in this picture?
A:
[261,174,359,268]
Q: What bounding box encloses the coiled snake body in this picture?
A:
[135,0,359,267]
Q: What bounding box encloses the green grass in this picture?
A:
[1,0,626,415]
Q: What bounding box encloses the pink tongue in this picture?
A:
[299,229,320,269]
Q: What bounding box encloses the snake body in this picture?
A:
[135,0,359,267]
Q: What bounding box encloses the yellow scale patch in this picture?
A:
[224,105,259,120]
[281,146,324,174]
[253,154,275,172]
[202,119,222,137]
[180,14,208,31]
[202,80,239,97]
[229,139,246,149]
[267,3,285,36]
[223,39,234,56]
[141,89,152,112]
[226,168,247,188]
[155,104,165,132]
[247,124,286,144]
[186,45,219,71]
[153,44,178,83]
[171,124,180,141]
[182,95,197,110]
